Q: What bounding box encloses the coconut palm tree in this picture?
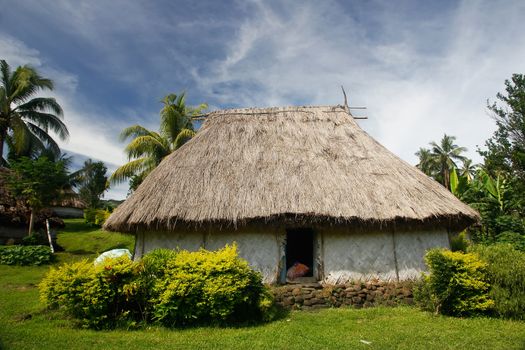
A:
[429,134,467,189]
[460,158,478,183]
[415,147,437,177]
[0,60,68,165]
[110,92,206,187]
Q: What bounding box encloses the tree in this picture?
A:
[110,92,207,189]
[3,156,69,235]
[481,74,525,213]
[429,135,467,189]
[0,60,69,164]
[415,134,468,189]
[415,147,437,177]
[75,159,108,209]
[460,159,478,183]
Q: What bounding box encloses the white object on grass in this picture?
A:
[94,249,132,266]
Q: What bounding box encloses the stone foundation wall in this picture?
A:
[272,280,414,310]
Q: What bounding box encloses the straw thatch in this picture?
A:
[104,105,479,233]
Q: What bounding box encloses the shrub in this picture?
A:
[39,245,273,329]
[450,231,470,252]
[471,244,525,320]
[39,256,146,329]
[415,249,493,316]
[0,245,53,266]
[149,244,268,326]
[21,232,48,246]
[496,232,525,252]
[84,208,111,226]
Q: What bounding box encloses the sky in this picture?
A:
[1,0,524,199]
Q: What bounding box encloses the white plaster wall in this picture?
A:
[322,229,451,284]
[322,230,397,284]
[135,227,451,285]
[394,230,450,280]
[135,228,280,283]
[141,230,204,257]
[205,231,280,284]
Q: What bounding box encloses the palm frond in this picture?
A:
[15,97,63,116]
[26,122,61,157]
[173,128,196,149]
[124,134,170,160]
[109,158,150,184]
[0,60,11,93]
[9,115,31,154]
[119,125,154,142]
[11,65,54,103]
[19,110,69,140]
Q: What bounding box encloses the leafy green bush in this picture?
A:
[471,244,525,320]
[84,208,111,226]
[450,231,470,252]
[39,256,146,329]
[0,245,53,266]
[496,232,525,252]
[415,249,493,316]
[149,245,268,326]
[39,245,273,329]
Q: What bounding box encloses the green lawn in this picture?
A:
[54,218,134,263]
[1,219,525,350]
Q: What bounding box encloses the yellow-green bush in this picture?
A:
[83,208,111,226]
[471,244,525,320]
[415,249,494,316]
[149,245,269,326]
[39,256,146,329]
[39,245,273,329]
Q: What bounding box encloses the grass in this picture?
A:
[55,218,134,263]
[1,219,525,349]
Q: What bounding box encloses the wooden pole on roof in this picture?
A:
[341,85,367,119]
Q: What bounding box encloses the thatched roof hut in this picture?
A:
[105,105,479,284]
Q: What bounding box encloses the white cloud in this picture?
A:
[3,0,525,198]
[193,0,525,165]
[0,34,128,199]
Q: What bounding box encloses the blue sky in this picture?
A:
[1,0,525,199]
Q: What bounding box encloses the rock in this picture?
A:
[283,297,294,306]
[292,288,301,296]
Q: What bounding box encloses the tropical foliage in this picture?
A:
[415,249,493,317]
[2,156,70,235]
[110,92,207,191]
[39,245,273,329]
[416,134,468,189]
[74,159,108,209]
[0,59,68,164]
[416,75,525,247]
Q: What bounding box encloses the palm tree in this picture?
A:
[0,60,69,165]
[415,147,437,177]
[110,92,207,187]
[429,134,467,189]
[460,158,477,183]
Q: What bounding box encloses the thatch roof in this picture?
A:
[50,190,86,209]
[104,105,479,233]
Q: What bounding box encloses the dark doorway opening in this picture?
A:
[285,228,314,277]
